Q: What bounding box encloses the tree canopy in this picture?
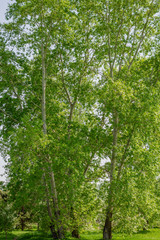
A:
[0,1,160,240]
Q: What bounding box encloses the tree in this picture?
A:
[94,0,160,237]
[0,1,160,240]
[0,189,15,240]
[1,0,99,238]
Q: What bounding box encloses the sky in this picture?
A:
[0,0,12,181]
[0,0,12,23]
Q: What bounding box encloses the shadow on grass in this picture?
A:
[82,231,101,235]
[17,233,52,240]
[0,230,103,240]
[0,231,69,240]
[0,232,18,240]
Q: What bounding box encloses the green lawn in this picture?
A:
[81,229,160,240]
[114,229,160,240]
[0,229,160,240]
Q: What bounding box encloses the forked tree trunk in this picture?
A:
[50,224,58,239]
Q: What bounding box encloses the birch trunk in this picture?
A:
[43,175,58,239]
[41,41,63,239]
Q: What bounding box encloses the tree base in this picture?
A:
[72,229,80,238]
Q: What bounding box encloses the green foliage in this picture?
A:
[0,193,15,236]
[0,0,160,238]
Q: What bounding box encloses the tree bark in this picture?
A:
[41,37,64,239]
[21,206,25,231]
[50,224,58,240]
[70,207,80,238]
[103,210,112,240]
[103,110,118,240]
[5,230,7,240]
[72,229,80,238]
[43,174,58,239]
[37,222,39,231]
[50,171,64,239]
[41,40,47,135]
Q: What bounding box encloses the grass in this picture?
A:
[81,229,160,240]
[0,228,160,240]
[114,228,160,240]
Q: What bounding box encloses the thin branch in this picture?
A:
[128,24,137,64]
[1,71,24,111]
[12,87,23,111]
[117,123,136,180]
[84,143,103,176]
[72,50,95,106]
[0,107,19,123]
[112,9,125,71]
[59,53,72,105]
[149,66,155,84]
[110,109,118,182]
[128,3,154,70]
[106,1,112,77]
[118,26,132,72]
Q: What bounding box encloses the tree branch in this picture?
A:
[59,53,72,105]
[0,107,19,123]
[117,123,136,180]
[112,9,125,71]
[128,3,154,70]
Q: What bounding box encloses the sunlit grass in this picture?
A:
[80,229,160,240]
[0,228,160,240]
[114,228,160,240]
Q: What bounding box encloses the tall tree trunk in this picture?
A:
[41,41,47,135]
[50,171,64,239]
[5,230,7,240]
[50,225,58,240]
[41,40,64,239]
[37,222,39,231]
[21,206,25,231]
[43,175,58,239]
[103,110,118,240]
[103,210,112,240]
[68,104,80,238]
[70,207,80,238]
